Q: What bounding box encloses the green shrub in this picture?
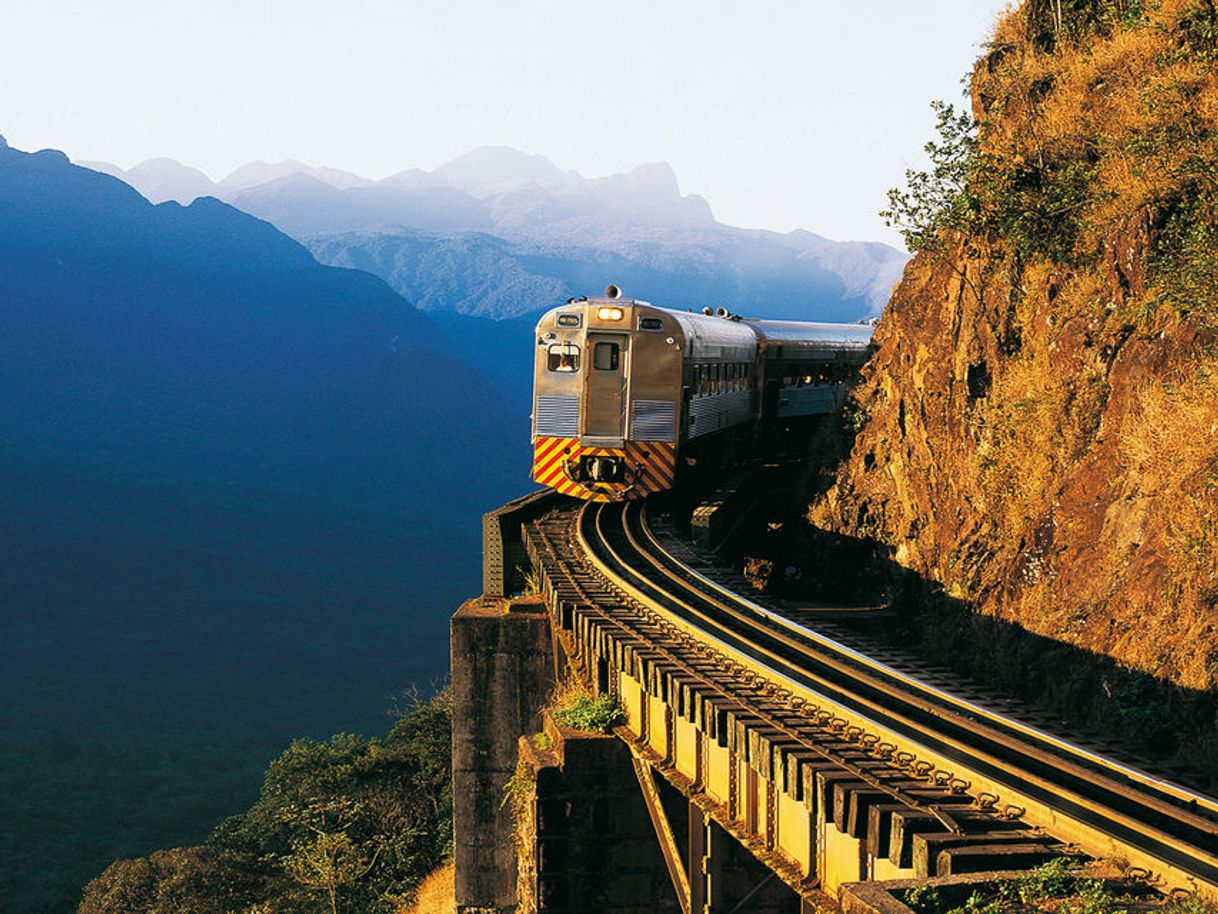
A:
[552,694,623,733]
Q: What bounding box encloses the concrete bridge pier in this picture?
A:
[452,596,558,914]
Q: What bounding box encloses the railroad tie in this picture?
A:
[840,779,938,839]
[912,828,1047,877]
[888,804,1023,869]
[936,842,1081,876]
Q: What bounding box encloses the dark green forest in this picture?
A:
[75,691,452,914]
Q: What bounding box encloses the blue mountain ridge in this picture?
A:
[0,136,531,913]
[0,137,526,518]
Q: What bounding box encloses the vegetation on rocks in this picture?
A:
[546,676,624,733]
[552,693,624,733]
[77,691,453,914]
[903,858,1218,914]
[813,0,1218,765]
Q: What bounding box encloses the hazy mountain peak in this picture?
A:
[583,160,714,227]
[220,159,372,192]
[220,159,310,190]
[125,157,218,204]
[433,145,569,197]
[377,166,449,190]
[0,134,7,149]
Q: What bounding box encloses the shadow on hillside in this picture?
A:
[798,524,1218,788]
[725,416,1218,787]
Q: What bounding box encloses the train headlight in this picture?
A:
[596,306,624,321]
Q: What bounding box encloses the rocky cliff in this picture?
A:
[812,0,1218,702]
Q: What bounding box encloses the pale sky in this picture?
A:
[0,1,1010,247]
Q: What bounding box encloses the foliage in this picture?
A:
[1025,0,1150,49]
[885,0,1218,303]
[551,693,624,733]
[881,101,979,254]
[1164,893,1218,914]
[517,563,544,596]
[901,858,1218,914]
[882,98,1094,264]
[903,884,946,914]
[77,847,279,914]
[394,863,454,914]
[285,831,379,914]
[1109,671,1181,749]
[501,759,535,823]
[77,690,453,914]
[1152,185,1218,316]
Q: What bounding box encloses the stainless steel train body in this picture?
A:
[531,290,874,501]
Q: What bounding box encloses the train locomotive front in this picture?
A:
[530,288,873,501]
[532,290,724,500]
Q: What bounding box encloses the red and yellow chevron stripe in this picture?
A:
[531,436,677,501]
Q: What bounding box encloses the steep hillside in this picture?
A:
[812,0,1218,724]
[307,226,901,322]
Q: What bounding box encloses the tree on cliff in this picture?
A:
[78,690,453,914]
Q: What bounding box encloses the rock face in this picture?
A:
[812,0,1218,695]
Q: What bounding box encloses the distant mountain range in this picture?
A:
[83,146,908,321]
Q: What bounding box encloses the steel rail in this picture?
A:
[585,500,968,836]
[639,503,1218,819]
[576,500,1218,890]
[631,503,1218,828]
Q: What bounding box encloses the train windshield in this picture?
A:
[547,343,580,372]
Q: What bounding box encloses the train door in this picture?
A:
[583,333,627,437]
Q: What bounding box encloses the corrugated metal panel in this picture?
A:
[688,391,752,438]
[535,395,580,437]
[631,399,677,442]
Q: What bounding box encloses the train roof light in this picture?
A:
[596,306,624,321]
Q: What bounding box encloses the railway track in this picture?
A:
[527,497,1218,892]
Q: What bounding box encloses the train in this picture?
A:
[531,286,876,501]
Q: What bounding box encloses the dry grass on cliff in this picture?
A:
[396,862,453,914]
[982,0,1218,320]
[814,0,1218,710]
[1119,365,1218,585]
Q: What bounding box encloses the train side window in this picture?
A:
[547,343,580,372]
[593,342,620,371]
[639,317,664,331]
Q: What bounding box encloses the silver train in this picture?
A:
[531,286,874,501]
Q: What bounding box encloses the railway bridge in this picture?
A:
[451,491,1218,914]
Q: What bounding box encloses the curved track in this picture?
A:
[578,499,1218,890]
